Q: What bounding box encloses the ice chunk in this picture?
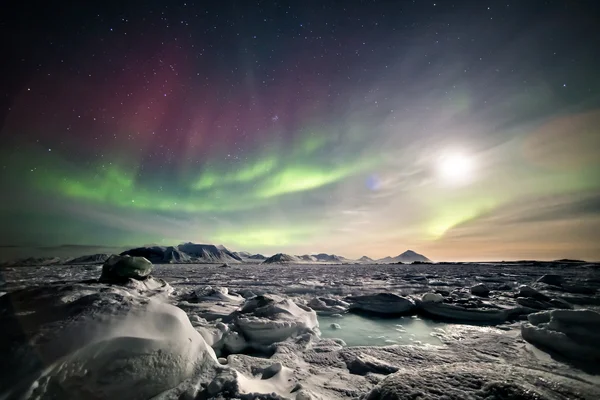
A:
[347,293,416,315]
[234,295,318,345]
[470,283,490,297]
[521,309,600,363]
[421,293,444,303]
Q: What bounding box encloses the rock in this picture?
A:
[536,274,564,287]
[421,293,444,303]
[99,255,153,282]
[347,293,416,315]
[330,323,341,330]
[470,283,490,297]
[346,353,399,376]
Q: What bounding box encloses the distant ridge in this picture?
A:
[262,253,300,264]
[1,243,432,266]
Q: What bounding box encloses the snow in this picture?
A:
[121,246,190,264]
[522,309,600,364]
[194,286,244,303]
[421,292,444,303]
[0,281,216,400]
[176,243,243,263]
[2,260,600,399]
[233,295,318,346]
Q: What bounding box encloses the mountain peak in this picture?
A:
[377,250,430,264]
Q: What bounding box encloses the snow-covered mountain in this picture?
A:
[65,253,111,265]
[121,246,192,264]
[358,256,374,263]
[298,254,318,262]
[377,250,431,264]
[177,243,243,263]
[312,253,350,263]
[262,253,301,264]
[1,256,63,267]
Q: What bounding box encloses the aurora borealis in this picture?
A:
[1,1,600,261]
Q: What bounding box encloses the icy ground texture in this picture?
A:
[1,262,600,399]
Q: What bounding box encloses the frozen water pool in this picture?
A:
[318,313,446,346]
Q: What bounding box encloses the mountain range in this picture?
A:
[1,243,431,265]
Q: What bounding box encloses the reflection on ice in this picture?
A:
[318,313,446,346]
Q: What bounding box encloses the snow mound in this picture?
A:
[521,309,600,364]
[234,295,318,345]
[0,284,217,400]
[348,293,416,315]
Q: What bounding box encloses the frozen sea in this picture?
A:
[1,261,600,399]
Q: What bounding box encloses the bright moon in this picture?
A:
[437,152,474,184]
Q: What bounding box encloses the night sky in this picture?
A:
[1,0,599,261]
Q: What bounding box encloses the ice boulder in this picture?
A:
[233,295,318,345]
[516,285,550,301]
[470,283,490,297]
[347,293,416,315]
[308,296,349,314]
[419,302,519,323]
[421,293,444,303]
[521,309,600,363]
[195,286,244,303]
[536,274,564,287]
[99,254,153,282]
